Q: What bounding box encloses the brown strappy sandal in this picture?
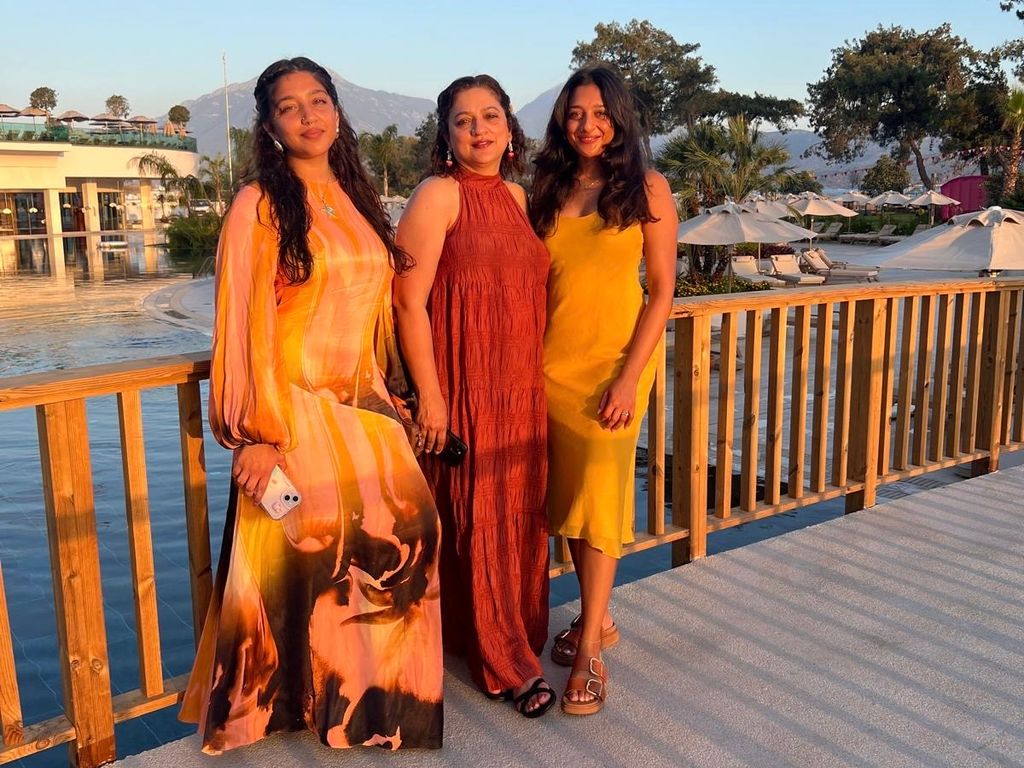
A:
[551,614,620,666]
[561,656,607,716]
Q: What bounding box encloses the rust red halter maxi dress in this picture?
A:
[423,168,550,693]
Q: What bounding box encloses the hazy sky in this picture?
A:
[1,0,1020,118]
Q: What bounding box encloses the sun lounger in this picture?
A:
[768,253,827,286]
[879,223,930,245]
[817,222,844,240]
[810,221,826,234]
[813,248,880,273]
[729,255,787,288]
[800,248,879,282]
[837,223,897,244]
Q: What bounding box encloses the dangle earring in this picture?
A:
[272,136,284,153]
[445,148,453,168]
[506,141,515,159]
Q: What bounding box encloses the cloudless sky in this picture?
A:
[1,0,1021,119]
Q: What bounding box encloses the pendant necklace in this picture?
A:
[315,189,336,218]
[576,176,604,190]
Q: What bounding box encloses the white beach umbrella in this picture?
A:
[909,190,961,225]
[868,190,912,207]
[677,203,818,245]
[833,191,870,204]
[788,198,858,218]
[872,206,1024,273]
[748,199,795,219]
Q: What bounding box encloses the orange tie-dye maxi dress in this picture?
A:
[179,183,443,754]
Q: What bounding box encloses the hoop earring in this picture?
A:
[506,141,515,159]
[445,148,453,168]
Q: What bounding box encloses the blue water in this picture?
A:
[0,270,855,766]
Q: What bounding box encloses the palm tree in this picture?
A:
[1001,88,1024,197]
[199,155,231,212]
[656,115,793,213]
[134,152,205,215]
[359,124,402,197]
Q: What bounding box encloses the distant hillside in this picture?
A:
[170,69,435,156]
[516,83,562,139]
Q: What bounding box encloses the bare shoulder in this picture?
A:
[644,169,672,199]
[503,181,528,211]
[407,175,460,212]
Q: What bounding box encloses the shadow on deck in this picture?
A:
[115,466,1024,768]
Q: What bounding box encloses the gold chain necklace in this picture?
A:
[576,176,604,190]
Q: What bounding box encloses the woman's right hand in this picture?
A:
[232,443,286,504]
[415,392,448,455]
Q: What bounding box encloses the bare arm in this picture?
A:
[394,176,459,454]
[599,170,679,430]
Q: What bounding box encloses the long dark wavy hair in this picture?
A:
[244,56,409,283]
[529,65,654,238]
[429,74,526,178]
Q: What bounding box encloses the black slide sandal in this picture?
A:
[512,678,556,719]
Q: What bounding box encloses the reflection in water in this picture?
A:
[1,258,220,765]
[0,230,171,281]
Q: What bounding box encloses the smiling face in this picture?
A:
[265,70,339,161]
[564,83,615,160]
[446,86,511,174]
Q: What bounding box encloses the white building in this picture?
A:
[0,132,199,278]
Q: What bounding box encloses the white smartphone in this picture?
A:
[259,466,302,519]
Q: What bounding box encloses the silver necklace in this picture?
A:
[315,189,336,218]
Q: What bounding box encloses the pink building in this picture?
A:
[940,175,988,220]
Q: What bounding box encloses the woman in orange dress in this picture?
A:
[179,57,443,754]
[531,65,677,715]
[394,75,553,718]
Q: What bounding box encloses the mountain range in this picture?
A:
[175,70,970,188]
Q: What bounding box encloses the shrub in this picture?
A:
[166,212,221,276]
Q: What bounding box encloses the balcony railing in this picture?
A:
[1,125,197,153]
[0,279,1022,766]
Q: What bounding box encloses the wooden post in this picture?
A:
[877,298,898,474]
[0,562,24,748]
[740,310,763,511]
[831,303,854,485]
[972,290,1009,476]
[117,391,164,697]
[929,295,953,461]
[893,296,919,470]
[177,383,212,644]
[646,334,667,535]
[714,312,738,518]
[810,303,833,492]
[36,400,116,768]
[911,295,935,467]
[788,305,810,498]
[845,299,885,513]
[672,315,710,566]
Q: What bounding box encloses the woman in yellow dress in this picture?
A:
[179,57,443,753]
[530,65,677,715]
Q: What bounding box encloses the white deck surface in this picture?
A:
[114,464,1024,768]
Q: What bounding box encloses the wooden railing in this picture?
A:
[1,279,1023,765]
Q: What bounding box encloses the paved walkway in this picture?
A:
[114,464,1024,768]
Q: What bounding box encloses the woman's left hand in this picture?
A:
[598,374,639,431]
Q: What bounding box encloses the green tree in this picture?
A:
[168,105,191,128]
[656,114,793,211]
[198,155,231,211]
[134,151,205,213]
[1000,87,1024,196]
[359,124,404,197]
[1001,1,1024,20]
[700,90,804,131]
[409,113,437,179]
[940,50,1009,176]
[778,171,823,195]
[230,126,254,182]
[106,94,130,119]
[807,24,975,190]
[860,155,911,197]
[572,19,717,154]
[29,86,57,115]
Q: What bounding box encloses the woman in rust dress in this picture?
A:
[394,75,553,717]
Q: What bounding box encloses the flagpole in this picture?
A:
[223,52,234,190]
